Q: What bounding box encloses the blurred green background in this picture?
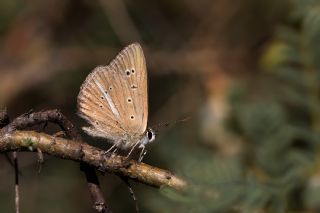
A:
[1,0,320,212]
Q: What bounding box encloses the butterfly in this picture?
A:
[77,43,155,160]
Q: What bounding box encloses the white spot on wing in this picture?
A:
[94,80,120,118]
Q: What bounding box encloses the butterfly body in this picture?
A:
[77,43,155,152]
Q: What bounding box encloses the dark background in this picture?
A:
[1,0,320,212]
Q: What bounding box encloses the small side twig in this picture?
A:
[36,148,43,173]
[1,109,109,213]
[0,109,20,213]
[13,152,19,213]
[0,109,9,128]
[121,177,139,213]
[81,163,109,213]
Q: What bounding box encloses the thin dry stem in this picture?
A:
[13,152,19,213]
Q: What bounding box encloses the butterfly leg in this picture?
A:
[138,145,147,162]
[106,143,117,153]
[126,141,140,159]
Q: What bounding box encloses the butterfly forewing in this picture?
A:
[77,43,148,142]
[110,44,148,134]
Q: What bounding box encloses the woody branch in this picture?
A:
[0,109,109,213]
[0,130,187,190]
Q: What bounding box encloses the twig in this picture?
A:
[81,163,110,213]
[0,110,20,213]
[2,109,108,213]
[0,130,188,190]
[13,152,19,213]
[36,148,43,173]
[0,109,9,128]
[0,110,14,167]
[2,109,77,137]
[121,177,139,213]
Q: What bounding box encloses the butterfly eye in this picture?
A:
[147,129,156,142]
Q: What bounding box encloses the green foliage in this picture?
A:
[148,0,320,212]
[228,0,320,211]
[0,0,23,33]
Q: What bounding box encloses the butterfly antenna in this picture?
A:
[120,177,140,213]
[151,116,192,133]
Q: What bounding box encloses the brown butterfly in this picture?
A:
[77,43,155,160]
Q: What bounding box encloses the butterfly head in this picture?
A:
[147,128,156,142]
[139,128,156,146]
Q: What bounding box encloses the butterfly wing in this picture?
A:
[77,43,148,143]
